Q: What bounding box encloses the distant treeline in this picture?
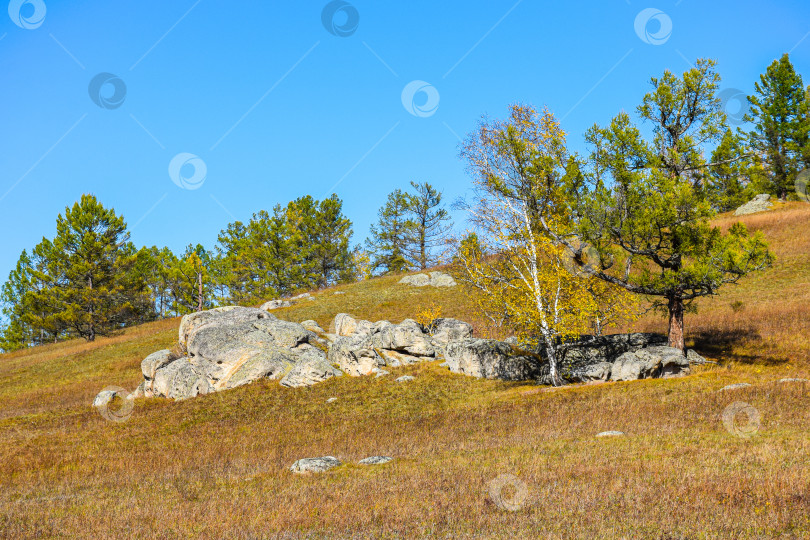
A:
[0,182,452,351]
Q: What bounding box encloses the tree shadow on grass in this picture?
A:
[690,326,791,366]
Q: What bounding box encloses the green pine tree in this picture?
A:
[404,181,452,270]
[706,129,754,211]
[746,53,808,199]
[366,189,414,274]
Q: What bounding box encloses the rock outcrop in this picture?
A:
[122,306,697,404]
[399,271,457,287]
[734,193,773,216]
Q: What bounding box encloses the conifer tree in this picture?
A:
[366,189,413,274]
[746,53,808,199]
[404,181,452,270]
[706,129,753,211]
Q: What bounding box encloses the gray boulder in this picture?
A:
[719,383,752,391]
[734,193,773,216]
[445,339,541,381]
[178,306,271,349]
[333,313,374,337]
[378,349,423,367]
[151,357,213,399]
[300,320,324,333]
[261,299,293,311]
[290,456,342,474]
[358,456,392,465]
[327,335,382,376]
[398,273,431,287]
[429,271,457,287]
[610,346,690,381]
[429,318,473,348]
[374,320,434,357]
[396,375,416,382]
[280,351,343,388]
[141,350,179,396]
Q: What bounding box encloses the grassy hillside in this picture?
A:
[1,204,809,538]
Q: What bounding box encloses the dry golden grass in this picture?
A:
[1,204,810,539]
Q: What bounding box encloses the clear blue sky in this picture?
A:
[1,0,809,282]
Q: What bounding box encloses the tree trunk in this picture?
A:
[546,342,563,387]
[667,295,685,351]
[197,272,203,312]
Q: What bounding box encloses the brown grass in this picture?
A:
[1,204,810,539]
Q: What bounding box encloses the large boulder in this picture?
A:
[141,350,179,396]
[610,346,690,381]
[178,306,271,349]
[280,351,343,388]
[374,320,435,357]
[327,335,383,376]
[445,339,541,381]
[398,271,457,288]
[332,313,374,337]
[151,357,213,400]
[734,194,773,216]
[429,318,474,350]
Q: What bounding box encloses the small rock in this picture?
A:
[719,383,752,392]
[596,431,625,438]
[326,397,338,403]
[373,368,390,378]
[334,291,345,295]
[778,378,809,383]
[686,349,712,365]
[261,299,293,311]
[734,194,773,216]
[300,320,325,333]
[396,375,415,382]
[290,456,342,474]
[358,456,393,465]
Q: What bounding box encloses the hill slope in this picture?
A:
[1,204,809,538]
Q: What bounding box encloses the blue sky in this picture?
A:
[1,0,809,282]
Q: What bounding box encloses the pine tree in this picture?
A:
[306,194,354,287]
[746,53,807,199]
[30,195,148,341]
[706,129,753,211]
[404,181,452,269]
[0,250,35,351]
[169,244,211,314]
[366,189,414,274]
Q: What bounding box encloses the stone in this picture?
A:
[141,350,179,396]
[378,349,423,367]
[686,349,712,365]
[396,375,415,382]
[93,389,119,408]
[261,299,293,311]
[779,378,809,383]
[300,320,325,333]
[719,383,752,391]
[151,357,213,400]
[596,431,625,438]
[290,456,342,474]
[178,306,271,349]
[399,272,457,288]
[290,292,311,300]
[358,456,393,465]
[375,321,434,357]
[429,318,474,348]
[573,361,613,382]
[399,273,431,287]
[372,368,390,378]
[734,193,773,216]
[445,339,541,381]
[327,335,383,376]
[429,271,457,287]
[333,291,345,295]
[326,397,338,403]
[610,346,690,382]
[333,313,359,336]
[280,351,343,388]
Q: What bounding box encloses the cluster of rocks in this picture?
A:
[118,305,705,403]
[290,455,393,474]
[398,271,457,288]
[444,333,700,385]
[734,194,773,216]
